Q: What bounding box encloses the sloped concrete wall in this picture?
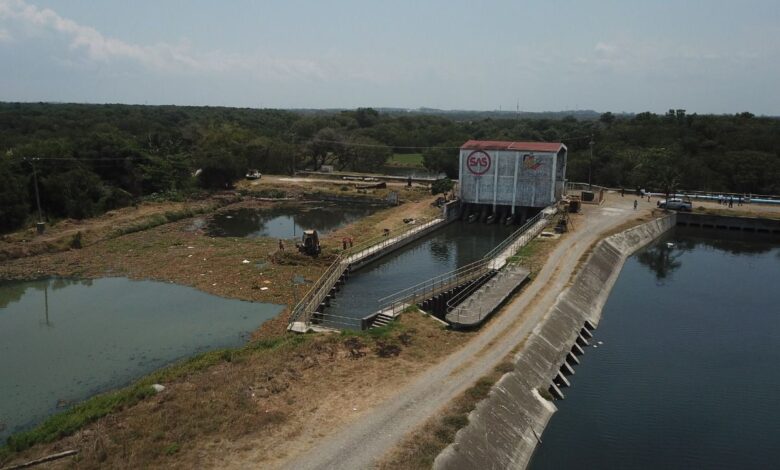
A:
[434,214,676,470]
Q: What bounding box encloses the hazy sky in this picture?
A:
[1,0,779,114]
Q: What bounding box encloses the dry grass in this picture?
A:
[0,313,470,469]
[0,195,238,262]
[377,361,514,470]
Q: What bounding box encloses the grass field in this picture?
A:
[387,153,424,168]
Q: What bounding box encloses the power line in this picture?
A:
[310,139,461,150]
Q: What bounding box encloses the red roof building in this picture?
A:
[461,140,565,153]
[459,139,567,210]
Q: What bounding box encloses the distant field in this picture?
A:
[387,153,424,168]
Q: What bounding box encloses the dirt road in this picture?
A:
[279,195,647,470]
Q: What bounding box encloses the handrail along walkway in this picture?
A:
[287,217,442,332]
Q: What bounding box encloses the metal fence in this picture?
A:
[287,217,439,330]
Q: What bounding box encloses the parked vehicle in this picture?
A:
[657,198,692,211]
[245,169,262,180]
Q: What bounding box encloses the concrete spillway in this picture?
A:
[434,214,676,470]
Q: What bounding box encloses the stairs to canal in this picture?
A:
[288,217,446,333]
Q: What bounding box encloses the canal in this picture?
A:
[530,228,780,469]
[0,278,282,441]
[325,221,516,326]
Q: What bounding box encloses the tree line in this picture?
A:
[1,102,779,232]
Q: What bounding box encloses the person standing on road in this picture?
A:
[634,199,638,210]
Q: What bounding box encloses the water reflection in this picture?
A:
[635,241,684,282]
[635,228,779,281]
[0,278,91,310]
[206,203,380,239]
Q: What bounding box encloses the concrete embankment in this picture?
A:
[434,214,676,470]
[677,212,780,235]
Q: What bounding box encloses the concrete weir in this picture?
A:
[433,214,676,470]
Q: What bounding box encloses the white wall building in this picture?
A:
[459,140,567,219]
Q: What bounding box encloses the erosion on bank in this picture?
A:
[433,214,676,470]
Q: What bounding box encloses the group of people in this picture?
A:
[716,195,743,208]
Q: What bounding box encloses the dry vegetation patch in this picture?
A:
[1,313,471,469]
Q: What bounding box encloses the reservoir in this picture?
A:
[0,277,282,441]
[530,228,780,469]
[206,203,379,239]
[326,221,515,326]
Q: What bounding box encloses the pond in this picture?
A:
[205,203,381,239]
[530,228,780,469]
[0,277,282,440]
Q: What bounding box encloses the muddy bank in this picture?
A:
[434,214,676,470]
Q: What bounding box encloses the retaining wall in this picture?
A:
[348,219,451,272]
[676,212,780,235]
[434,214,676,470]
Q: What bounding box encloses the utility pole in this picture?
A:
[28,157,45,234]
[588,136,595,189]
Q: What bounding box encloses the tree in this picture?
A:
[422,142,460,178]
[341,136,390,172]
[41,168,104,219]
[632,148,682,200]
[0,159,29,231]
[600,111,615,126]
[354,108,380,128]
[195,148,246,189]
[307,128,343,170]
[431,177,454,195]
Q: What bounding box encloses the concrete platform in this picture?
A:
[445,266,530,327]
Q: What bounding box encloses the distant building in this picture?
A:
[458,140,567,223]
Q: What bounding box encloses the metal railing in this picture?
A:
[567,181,780,205]
[375,208,555,318]
[287,217,439,329]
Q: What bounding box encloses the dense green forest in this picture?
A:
[1,102,779,232]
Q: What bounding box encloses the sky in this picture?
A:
[1,0,779,114]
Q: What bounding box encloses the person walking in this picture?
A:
[634,199,638,210]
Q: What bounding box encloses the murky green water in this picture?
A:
[0,277,282,440]
[206,203,381,239]
[326,221,515,326]
[530,229,780,469]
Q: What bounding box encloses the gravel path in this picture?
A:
[283,196,643,470]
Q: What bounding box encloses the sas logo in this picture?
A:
[466,150,491,175]
[523,154,542,170]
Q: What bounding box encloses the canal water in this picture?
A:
[326,221,515,326]
[530,228,780,469]
[206,203,380,239]
[0,278,282,440]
